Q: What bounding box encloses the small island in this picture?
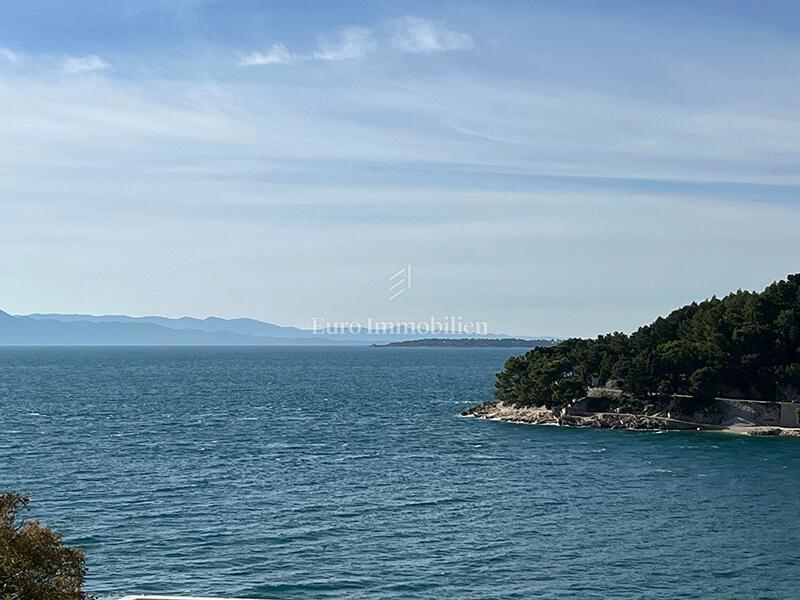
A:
[463,275,800,437]
[372,337,558,348]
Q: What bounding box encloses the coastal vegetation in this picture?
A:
[0,492,92,600]
[495,275,800,410]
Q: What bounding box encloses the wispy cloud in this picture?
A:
[238,43,294,66]
[0,46,22,63]
[62,55,111,75]
[241,17,472,67]
[3,19,800,335]
[2,3,800,335]
[313,26,376,61]
[391,17,473,53]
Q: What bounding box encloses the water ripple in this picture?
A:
[1,346,799,600]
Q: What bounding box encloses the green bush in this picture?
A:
[0,492,93,600]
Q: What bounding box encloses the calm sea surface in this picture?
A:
[1,347,799,599]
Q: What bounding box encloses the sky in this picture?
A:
[1,0,800,337]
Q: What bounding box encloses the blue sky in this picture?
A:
[1,1,800,337]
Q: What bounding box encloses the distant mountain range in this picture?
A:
[0,311,552,346]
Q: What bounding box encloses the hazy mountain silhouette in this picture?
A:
[1,312,530,346]
[0,313,335,346]
[27,314,312,338]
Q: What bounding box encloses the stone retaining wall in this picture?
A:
[779,403,800,428]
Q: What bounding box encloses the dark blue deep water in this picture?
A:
[1,347,799,600]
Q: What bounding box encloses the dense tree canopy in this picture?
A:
[496,275,800,408]
[0,492,92,600]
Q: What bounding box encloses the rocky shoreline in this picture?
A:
[462,400,800,437]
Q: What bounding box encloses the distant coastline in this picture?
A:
[372,337,558,348]
[0,311,540,347]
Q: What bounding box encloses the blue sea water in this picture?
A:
[1,346,799,600]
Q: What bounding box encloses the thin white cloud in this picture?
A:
[313,26,375,61]
[391,17,473,53]
[238,18,472,67]
[239,43,294,66]
[0,46,22,63]
[3,45,800,336]
[62,55,111,75]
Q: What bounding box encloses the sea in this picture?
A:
[1,347,798,600]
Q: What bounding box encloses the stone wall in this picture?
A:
[719,399,781,426]
[779,403,800,428]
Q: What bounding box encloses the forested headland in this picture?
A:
[495,275,800,410]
